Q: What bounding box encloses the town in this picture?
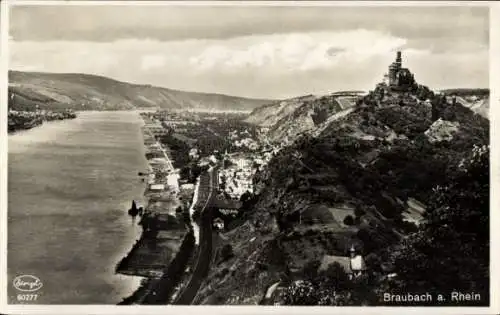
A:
[8,109,77,133]
[116,108,285,304]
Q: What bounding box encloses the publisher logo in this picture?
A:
[13,275,43,292]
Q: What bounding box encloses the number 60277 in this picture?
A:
[17,294,38,301]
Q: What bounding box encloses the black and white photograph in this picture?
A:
[0,1,498,314]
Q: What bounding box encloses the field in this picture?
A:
[116,229,186,278]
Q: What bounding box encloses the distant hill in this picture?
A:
[245,94,318,127]
[440,88,489,97]
[8,71,273,112]
[440,88,490,119]
[245,91,364,144]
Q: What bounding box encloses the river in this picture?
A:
[7,111,149,304]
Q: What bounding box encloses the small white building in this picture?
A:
[151,157,169,165]
[189,148,199,159]
[181,183,195,190]
[209,155,218,164]
[150,184,165,191]
[319,245,367,280]
[167,173,180,193]
[147,173,156,185]
[213,217,224,230]
[349,245,367,279]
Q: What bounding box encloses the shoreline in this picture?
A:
[8,110,77,134]
[115,112,194,305]
[7,116,77,135]
[109,112,153,304]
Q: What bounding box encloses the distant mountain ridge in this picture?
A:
[8,70,273,112]
[439,88,490,119]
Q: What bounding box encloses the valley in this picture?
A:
[5,4,493,311]
[7,52,490,307]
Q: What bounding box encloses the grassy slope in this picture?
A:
[8,70,273,111]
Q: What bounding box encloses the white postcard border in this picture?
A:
[0,1,498,315]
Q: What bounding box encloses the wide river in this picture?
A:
[8,111,149,304]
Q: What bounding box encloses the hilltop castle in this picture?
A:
[383,51,415,90]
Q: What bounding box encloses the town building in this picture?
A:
[166,170,180,193]
[180,183,195,191]
[349,245,367,279]
[189,148,199,160]
[213,217,225,230]
[319,245,367,280]
[149,184,165,191]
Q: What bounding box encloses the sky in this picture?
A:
[8,4,489,99]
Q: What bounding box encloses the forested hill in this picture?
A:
[196,84,489,306]
[8,70,273,112]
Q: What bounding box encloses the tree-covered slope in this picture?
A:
[197,86,489,305]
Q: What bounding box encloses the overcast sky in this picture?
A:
[9,4,489,99]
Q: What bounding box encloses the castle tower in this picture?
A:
[396,51,402,68]
[388,51,403,86]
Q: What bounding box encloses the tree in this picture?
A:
[320,262,350,289]
[240,191,253,204]
[219,244,234,263]
[278,262,371,306]
[384,145,489,305]
[343,215,355,226]
[302,260,321,281]
[354,206,366,218]
[431,95,441,121]
[278,280,318,305]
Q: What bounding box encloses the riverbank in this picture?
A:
[116,113,195,304]
[8,109,77,133]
